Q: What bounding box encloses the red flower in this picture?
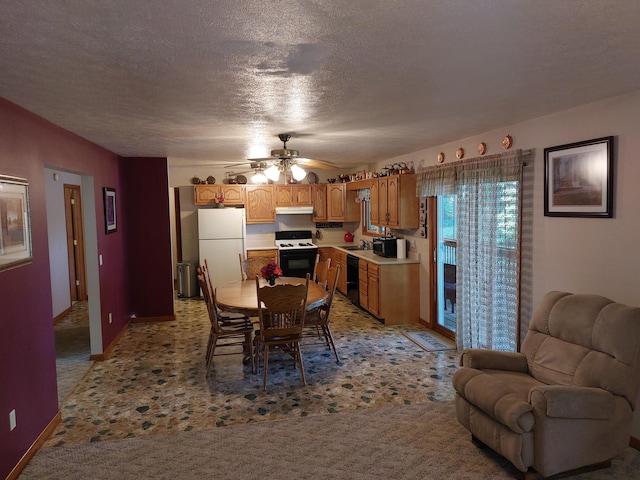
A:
[260,263,282,279]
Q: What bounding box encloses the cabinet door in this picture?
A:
[368,263,380,316]
[194,185,221,205]
[245,186,275,224]
[386,175,399,227]
[326,184,346,221]
[370,179,380,225]
[330,249,348,295]
[358,261,369,309]
[293,184,312,205]
[275,185,294,206]
[220,185,245,205]
[379,178,389,225]
[312,185,327,221]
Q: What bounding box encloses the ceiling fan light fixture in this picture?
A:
[264,164,281,181]
[290,163,307,181]
[252,171,268,184]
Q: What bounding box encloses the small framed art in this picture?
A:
[103,187,117,233]
[544,136,614,218]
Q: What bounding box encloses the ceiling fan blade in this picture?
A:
[297,158,338,170]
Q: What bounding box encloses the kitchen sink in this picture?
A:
[342,245,365,250]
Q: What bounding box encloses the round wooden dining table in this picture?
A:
[215,276,328,316]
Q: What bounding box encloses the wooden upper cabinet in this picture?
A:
[245,185,275,224]
[194,184,244,206]
[373,174,418,229]
[220,185,245,205]
[312,184,327,221]
[275,184,312,206]
[370,179,380,225]
[326,183,360,222]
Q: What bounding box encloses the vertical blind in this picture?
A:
[417,150,530,351]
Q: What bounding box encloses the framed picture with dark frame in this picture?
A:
[544,136,614,218]
[0,175,33,271]
[103,187,117,233]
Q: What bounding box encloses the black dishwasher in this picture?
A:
[346,254,359,306]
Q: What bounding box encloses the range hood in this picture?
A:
[275,206,314,215]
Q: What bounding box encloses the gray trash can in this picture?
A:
[177,261,199,298]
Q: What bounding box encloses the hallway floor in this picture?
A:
[45,293,459,447]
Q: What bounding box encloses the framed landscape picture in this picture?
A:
[0,175,32,271]
[544,136,614,218]
[103,187,117,233]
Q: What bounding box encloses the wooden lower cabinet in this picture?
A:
[328,248,347,295]
[246,249,278,264]
[359,259,417,325]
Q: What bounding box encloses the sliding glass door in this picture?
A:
[435,195,457,336]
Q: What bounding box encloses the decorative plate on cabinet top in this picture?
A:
[502,135,513,149]
[206,175,216,184]
[456,147,465,159]
[477,142,487,155]
[437,152,445,163]
[236,174,247,184]
[190,176,201,185]
[306,172,319,184]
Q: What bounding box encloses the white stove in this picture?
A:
[275,231,318,277]
[274,231,318,251]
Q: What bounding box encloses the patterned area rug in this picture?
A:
[403,331,456,352]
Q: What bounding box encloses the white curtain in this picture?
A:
[417,150,527,351]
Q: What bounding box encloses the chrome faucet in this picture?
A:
[361,239,370,250]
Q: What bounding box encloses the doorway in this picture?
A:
[431,195,457,339]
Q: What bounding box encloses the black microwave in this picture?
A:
[372,237,397,258]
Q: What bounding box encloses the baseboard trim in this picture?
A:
[90,321,130,361]
[631,435,640,451]
[53,305,72,324]
[6,411,62,480]
[131,314,175,323]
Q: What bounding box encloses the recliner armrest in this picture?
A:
[529,385,614,419]
[459,349,529,373]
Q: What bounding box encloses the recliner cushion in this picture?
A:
[453,368,541,433]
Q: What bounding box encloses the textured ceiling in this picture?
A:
[2,1,640,169]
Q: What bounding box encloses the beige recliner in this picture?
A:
[453,291,640,478]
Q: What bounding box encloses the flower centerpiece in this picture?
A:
[260,262,282,286]
[214,195,225,208]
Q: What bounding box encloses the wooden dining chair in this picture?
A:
[239,254,272,281]
[197,266,254,373]
[254,274,309,390]
[313,255,331,289]
[303,263,341,363]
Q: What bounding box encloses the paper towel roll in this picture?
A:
[396,238,407,259]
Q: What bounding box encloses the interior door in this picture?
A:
[64,184,87,301]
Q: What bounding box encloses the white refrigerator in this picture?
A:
[198,208,245,288]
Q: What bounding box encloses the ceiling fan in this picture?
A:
[226,134,337,184]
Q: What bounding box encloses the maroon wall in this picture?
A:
[121,158,174,318]
[0,98,174,478]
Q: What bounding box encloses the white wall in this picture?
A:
[44,168,82,318]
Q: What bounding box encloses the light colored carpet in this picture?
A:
[404,331,456,352]
[20,401,639,480]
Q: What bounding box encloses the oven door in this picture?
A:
[279,248,317,278]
